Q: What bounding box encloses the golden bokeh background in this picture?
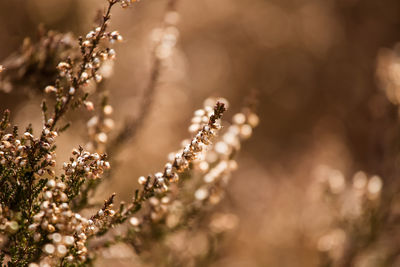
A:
[1,0,400,266]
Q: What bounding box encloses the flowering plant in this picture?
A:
[0,0,258,266]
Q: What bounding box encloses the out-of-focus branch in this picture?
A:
[106,0,180,158]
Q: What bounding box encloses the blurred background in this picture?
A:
[1,0,400,266]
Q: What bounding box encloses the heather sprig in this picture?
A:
[103,101,227,228]
[110,99,259,263]
[313,167,385,267]
[0,29,77,94]
[42,0,124,133]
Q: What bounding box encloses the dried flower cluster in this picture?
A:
[0,29,77,94]
[41,1,124,134]
[192,105,259,204]
[63,147,110,199]
[86,104,114,153]
[97,99,259,266]
[311,165,393,267]
[29,179,84,266]
[291,41,400,267]
[113,101,227,225]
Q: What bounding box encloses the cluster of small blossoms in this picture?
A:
[148,196,172,222]
[131,192,184,231]
[42,1,125,133]
[213,110,259,158]
[151,7,180,60]
[0,204,19,247]
[126,100,259,233]
[314,168,383,220]
[48,25,121,87]
[37,126,59,175]
[192,104,259,204]
[312,166,384,260]
[82,29,120,63]
[188,100,224,134]
[27,182,117,266]
[122,102,259,257]
[28,179,87,266]
[193,160,237,203]
[78,19,124,83]
[116,0,137,8]
[149,106,259,253]
[57,203,115,265]
[86,104,115,153]
[0,126,57,177]
[138,101,224,191]
[41,125,59,147]
[0,132,31,168]
[63,147,110,182]
[0,31,77,94]
[85,197,116,236]
[127,101,225,226]
[81,10,122,153]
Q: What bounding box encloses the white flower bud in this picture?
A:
[68,87,75,95]
[129,217,140,227]
[43,243,55,254]
[45,85,57,93]
[84,101,94,111]
[138,176,147,185]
